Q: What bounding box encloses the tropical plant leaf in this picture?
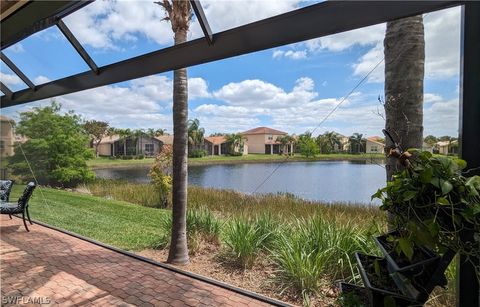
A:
[436,197,450,205]
[441,180,453,195]
[398,238,414,261]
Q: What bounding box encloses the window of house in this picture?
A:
[268,134,273,140]
[0,140,4,150]
[144,144,154,153]
[371,146,377,152]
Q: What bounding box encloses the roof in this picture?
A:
[0,115,13,122]
[437,140,458,147]
[367,136,385,146]
[241,127,287,136]
[98,135,120,144]
[155,135,174,145]
[205,136,227,145]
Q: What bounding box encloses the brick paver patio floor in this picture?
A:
[0,216,280,306]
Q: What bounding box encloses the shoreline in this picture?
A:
[89,154,385,170]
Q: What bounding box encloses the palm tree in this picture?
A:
[156,0,191,265]
[384,16,424,181]
[187,118,205,152]
[225,133,245,155]
[348,133,364,154]
[324,131,341,153]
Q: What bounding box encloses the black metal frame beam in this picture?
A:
[0,52,35,90]
[0,82,13,98]
[190,0,213,45]
[457,2,480,306]
[1,1,93,50]
[0,1,464,108]
[57,20,99,74]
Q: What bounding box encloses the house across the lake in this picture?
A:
[365,136,385,154]
[0,115,14,158]
[97,134,173,157]
[241,127,290,154]
[437,140,459,155]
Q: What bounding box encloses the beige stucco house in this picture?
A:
[0,115,15,158]
[241,127,289,154]
[437,140,459,155]
[366,136,385,154]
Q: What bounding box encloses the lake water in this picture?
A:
[95,161,386,205]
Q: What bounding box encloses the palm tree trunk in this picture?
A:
[384,16,425,181]
[167,28,189,265]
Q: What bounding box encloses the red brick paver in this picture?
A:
[0,216,279,306]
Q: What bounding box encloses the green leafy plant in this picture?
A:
[149,145,173,208]
[373,150,480,277]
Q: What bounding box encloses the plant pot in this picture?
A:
[355,252,420,307]
[374,231,449,301]
[338,282,369,307]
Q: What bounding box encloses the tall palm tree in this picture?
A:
[384,16,425,181]
[277,135,294,155]
[156,0,191,265]
[187,118,205,152]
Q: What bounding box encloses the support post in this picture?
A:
[457,3,480,307]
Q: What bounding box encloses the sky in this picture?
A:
[0,0,461,138]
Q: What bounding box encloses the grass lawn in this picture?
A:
[9,185,169,251]
[88,153,385,169]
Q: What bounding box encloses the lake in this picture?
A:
[95,160,386,205]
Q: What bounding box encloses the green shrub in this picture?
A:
[189,149,208,158]
[137,154,145,159]
[224,217,270,269]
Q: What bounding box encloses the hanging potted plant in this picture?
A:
[372,150,480,286]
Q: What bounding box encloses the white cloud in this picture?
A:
[424,98,459,136]
[63,0,173,49]
[424,7,461,79]
[8,43,25,53]
[305,24,385,52]
[3,74,210,132]
[424,93,443,104]
[63,0,301,51]
[0,72,23,87]
[272,49,307,60]
[351,43,384,83]
[200,0,300,33]
[33,76,51,85]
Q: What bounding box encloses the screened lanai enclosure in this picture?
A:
[1,1,479,306]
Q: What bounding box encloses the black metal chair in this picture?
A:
[1,182,36,231]
[0,179,14,202]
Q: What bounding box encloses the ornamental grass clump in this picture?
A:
[271,217,375,300]
[224,217,271,269]
[373,150,480,278]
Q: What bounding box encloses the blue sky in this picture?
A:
[1,1,461,138]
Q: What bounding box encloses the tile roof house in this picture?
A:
[366,136,385,154]
[241,127,289,154]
